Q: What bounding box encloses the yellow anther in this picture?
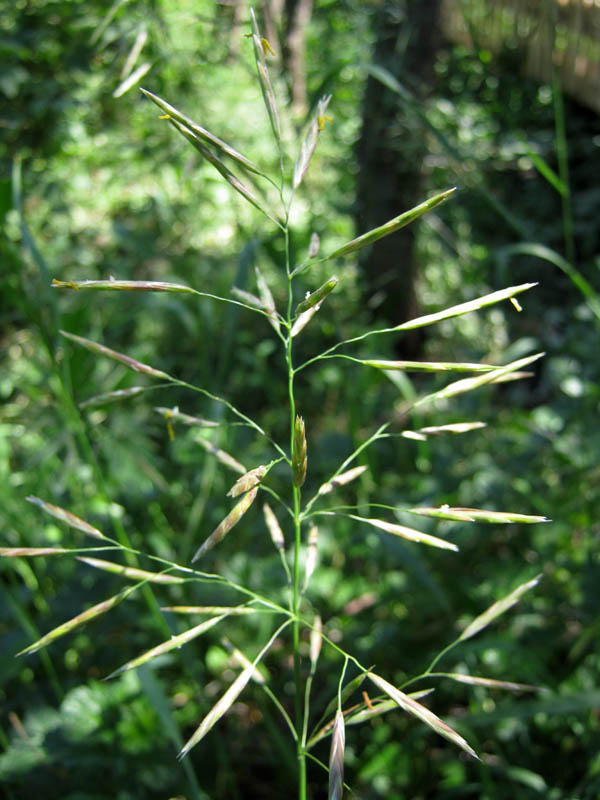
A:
[164,410,175,441]
[158,114,170,120]
[261,37,275,56]
[167,419,175,441]
[52,279,79,290]
[317,113,333,132]
[510,296,522,312]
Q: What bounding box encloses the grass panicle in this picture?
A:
[9,10,550,798]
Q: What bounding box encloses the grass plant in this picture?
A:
[2,10,552,799]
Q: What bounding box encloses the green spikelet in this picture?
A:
[292,415,307,488]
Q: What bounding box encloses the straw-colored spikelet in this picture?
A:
[263,502,285,552]
[309,615,322,670]
[26,496,106,540]
[291,305,321,337]
[255,267,280,333]
[249,9,281,143]
[59,330,170,380]
[292,415,307,488]
[328,709,345,800]
[191,487,259,562]
[227,465,267,498]
[318,465,367,496]
[293,95,332,189]
[308,232,320,258]
[304,524,318,588]
[368,672,478,759]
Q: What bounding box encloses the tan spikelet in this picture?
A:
[191,487,258,562]
[292,415,307,488]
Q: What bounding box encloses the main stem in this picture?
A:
[285,225,307,800]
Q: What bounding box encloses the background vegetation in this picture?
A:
[1,1,599,798]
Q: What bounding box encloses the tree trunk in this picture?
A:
[356,0,443,356]
[284,0,313,116]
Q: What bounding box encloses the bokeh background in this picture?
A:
[1,1,599,798]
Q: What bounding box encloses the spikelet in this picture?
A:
[328,710,345,800]
[191,487,258,562]
[308,233,320,258]
[255,266,280,333]
[318,465,367,496]
[293,95,332,189]
[309,615,322,670]
[292,415,307,488]
[263,503,285,552]
[295,276,338,315]
[227,465,267,498]
[304,524,319,588]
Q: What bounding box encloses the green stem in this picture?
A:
[284,221,307,800]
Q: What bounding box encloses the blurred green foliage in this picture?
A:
[1,1,599,799]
